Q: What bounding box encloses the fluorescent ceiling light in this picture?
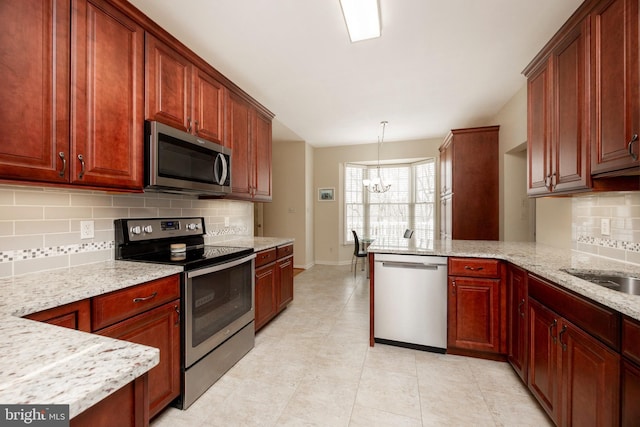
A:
[339,0,381,42]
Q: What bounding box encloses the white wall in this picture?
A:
[263,140,314,268]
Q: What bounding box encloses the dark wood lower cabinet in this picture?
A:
[71,375,148,427]
[25,300,91,332]
[96,300,180,419]
[528,298,559,421]
[255,245,294,332]
[528,294,620,427]
[622,359,640,426]
[507,264,527,382]
[255,262,277,331]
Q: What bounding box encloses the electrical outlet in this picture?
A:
[224,217,230,227]
[601,218,611,236]
[80,220,94,239]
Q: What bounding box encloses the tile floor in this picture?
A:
[152,265,552,427]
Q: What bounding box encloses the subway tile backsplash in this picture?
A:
[573,192,640,265]
[0,185,253,278]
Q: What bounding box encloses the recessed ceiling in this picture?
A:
[129,0,584,147]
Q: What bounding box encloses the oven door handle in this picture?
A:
[187,253,256,278]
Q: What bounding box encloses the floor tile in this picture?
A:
[151,265,548,427]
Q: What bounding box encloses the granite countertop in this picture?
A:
[368,239,640,321]
[0,261,183,418]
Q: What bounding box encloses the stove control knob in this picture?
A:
[130,226,141,235]
[143,225,153,234]
[186,223,200,231]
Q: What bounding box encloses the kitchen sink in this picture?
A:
[562,269,640,296]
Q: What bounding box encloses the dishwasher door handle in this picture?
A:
[379,261,444,270]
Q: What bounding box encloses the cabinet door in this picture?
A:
[255,263,277,331]
[591,0,640,174]
[71,0,144,189]
[527,62,552,195]
[552,21,591,193]
[252,110,272,201]
[0,0,70,183]
[145,33,192,132]
[528,298,559,423]
[447,276,501,353]
[25,299,91,332]
[507,264,527,382]
[622,359,640,427]
[226,91,252,198]
[96,300,180,419]
[193,67,225,143]
[276,255,294,311]
[559,319,620,427]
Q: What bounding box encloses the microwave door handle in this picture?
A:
[214,153,228,185]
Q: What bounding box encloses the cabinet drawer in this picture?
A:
[276,244,293,259]
[528,274,620,350]
[449,258,501,278]
[255,248,277,267]
[623,316,640,366]
[92,275,180,331]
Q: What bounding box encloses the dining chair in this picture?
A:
[351,230,368,276]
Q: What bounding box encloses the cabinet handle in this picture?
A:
[558,324,568,351]
[187,117,192,133]
[77,154,85,179]
[133,291,157,303]
[174,304,180,326]
[544,175,551,191]
[464,266,484,271]
[550,172,557,191]
[58,152,66,177]
[194,120,199,133]
[452,280,456,295]
[549,318,558,344]
[518,299,525,318]
[628,134,639,161]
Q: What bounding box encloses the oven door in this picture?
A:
[184,253,255,367]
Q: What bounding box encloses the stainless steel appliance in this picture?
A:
[115,217,255,409]
[373,253,448,352]
[145,120,231,196]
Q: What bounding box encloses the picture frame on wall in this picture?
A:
[318,188,335,201]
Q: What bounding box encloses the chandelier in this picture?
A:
[363,121,390,193]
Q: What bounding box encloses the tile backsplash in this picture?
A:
[573,192,640,265]
[0,184,253,278]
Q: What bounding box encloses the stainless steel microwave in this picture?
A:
[145,121,231,196]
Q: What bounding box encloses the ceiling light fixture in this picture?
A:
[339,0,381,43]
[363,121,390,194]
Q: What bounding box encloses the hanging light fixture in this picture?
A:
[363,121,390,193]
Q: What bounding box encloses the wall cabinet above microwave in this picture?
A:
[524,0,640,197]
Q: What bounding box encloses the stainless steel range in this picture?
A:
[115,217,255,409]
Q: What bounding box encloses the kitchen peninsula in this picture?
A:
[368,239,640,426]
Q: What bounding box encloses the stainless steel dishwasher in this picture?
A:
[374,253,448,352]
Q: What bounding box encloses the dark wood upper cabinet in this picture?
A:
[526,19,591,196]
[225,91,273,201]
[71,0,144,189]
[145,33,226,145]
[439,126,499,240]
[0,0,144,191]
[0,0,70,183]
[590,0,640,175]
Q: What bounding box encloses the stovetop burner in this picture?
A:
[115,217,254,270]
